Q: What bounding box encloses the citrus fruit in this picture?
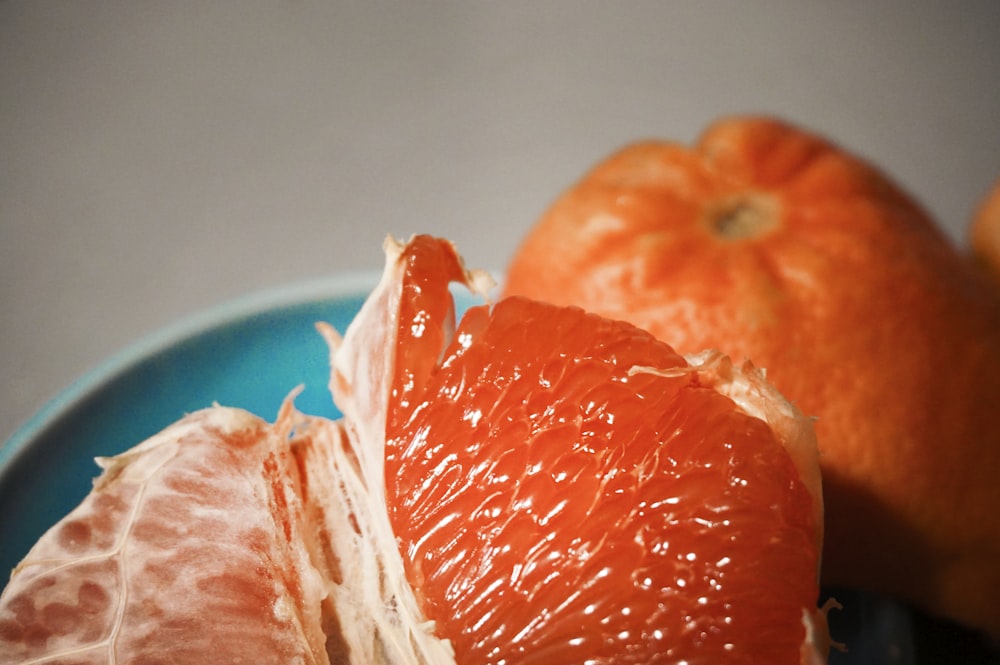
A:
[1,234,833,663]
[330,234,832,663]
[0,395,456,663]
[0,404,342,664]
[501,116,1000,636]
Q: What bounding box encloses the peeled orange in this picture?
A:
[0,404,347,663]
[502,116,1000,637]
[1,234,833,663]
[342,236,830,663]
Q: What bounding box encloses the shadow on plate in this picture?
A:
[824,585,999,664]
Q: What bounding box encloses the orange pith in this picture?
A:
[380,238,822,663]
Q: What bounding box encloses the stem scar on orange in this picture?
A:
[502,116,1000,638]
[330,234,834,664]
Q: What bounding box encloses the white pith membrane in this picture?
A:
[0,235,833,664]
[301,235,494,663]
[283,401,458,663]
[0,405,335,664]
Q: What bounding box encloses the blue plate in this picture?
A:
[2,274,988,663]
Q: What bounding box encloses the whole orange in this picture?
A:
[502,117,1000,637]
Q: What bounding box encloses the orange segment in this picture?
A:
[0,406,333,664]
[334,235,829,663]
[386,298,820,663]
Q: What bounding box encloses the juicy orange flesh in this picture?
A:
[385,296,819,664]
[389,236,470,430]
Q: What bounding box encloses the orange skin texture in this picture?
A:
[503,116,1000,637]
[971,176,1000,283]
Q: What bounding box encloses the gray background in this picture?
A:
[2,1,999,443]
